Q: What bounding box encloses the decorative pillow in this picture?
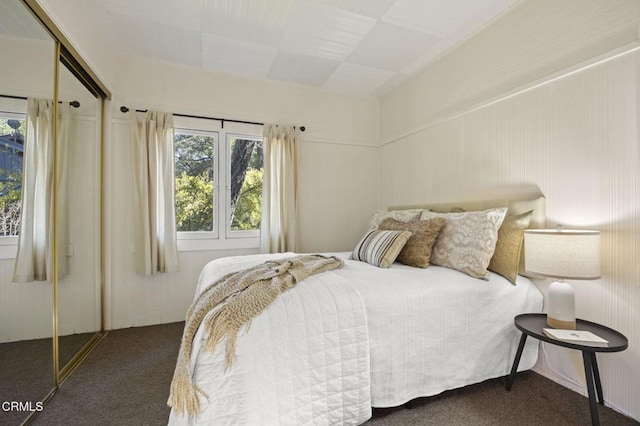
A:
[378,218,446,268]
[367,209,424,231]
[488,210,533,284]
[351,229,412,268]
[420,208,508,279]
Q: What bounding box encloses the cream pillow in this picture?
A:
[351,229,412,268]
[367,209,424,231]
[420,208,508,279]
[488,211,533,284]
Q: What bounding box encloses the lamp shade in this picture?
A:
[524,229,601,279]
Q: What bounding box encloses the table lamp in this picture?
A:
[524,226,601,329]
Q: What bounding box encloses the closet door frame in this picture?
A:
[17,1,111,422]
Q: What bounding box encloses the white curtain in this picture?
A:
[13,99,70,282]
[260,124,298,253]
[130,111,179,275]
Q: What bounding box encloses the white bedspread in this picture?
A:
[336,254,543,407]
[169,252,543,425]
[168,253,372,426]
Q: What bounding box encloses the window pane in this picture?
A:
[174,132,215,232]
[229,137,263,231]
[0,117,25,236]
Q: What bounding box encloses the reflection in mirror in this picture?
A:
[0,0,56,424]
[56,61,102,372]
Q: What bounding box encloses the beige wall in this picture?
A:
[104,56,379,329]
[0,35,54,98]
[378,0,640,421]
[379,0,640,143]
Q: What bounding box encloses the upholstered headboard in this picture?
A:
[389,196,545,229]
[389,196,546,277]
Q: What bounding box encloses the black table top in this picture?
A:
[514,313,628,353]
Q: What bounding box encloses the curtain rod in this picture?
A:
[0,93,80,108]
[119,105,306,132]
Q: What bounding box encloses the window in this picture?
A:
[0,116,25,238]
[174,124,263,250]
[174,130,216,236]
[227,134,263,237]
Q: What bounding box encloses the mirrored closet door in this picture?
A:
[0,0,56,424]
[55,57,103,377]
[1,0,109,424]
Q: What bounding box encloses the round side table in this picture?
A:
[506,313,628,426]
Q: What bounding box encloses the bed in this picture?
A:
[168,197,545,426]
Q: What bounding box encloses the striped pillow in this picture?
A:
[351,230,412,268]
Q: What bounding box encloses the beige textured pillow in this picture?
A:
[420,208,508,279]
[488,211,533,284]
[367,209,424,231]
[378,218,446,268]
[351,229,412,268]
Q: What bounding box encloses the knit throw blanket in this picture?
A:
[167,254,344,417]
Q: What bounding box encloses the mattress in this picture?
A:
[168,252,543,425]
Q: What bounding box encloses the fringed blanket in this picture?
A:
[167,254,344,416]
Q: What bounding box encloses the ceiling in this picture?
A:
[84,0,520,96]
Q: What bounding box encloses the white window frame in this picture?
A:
[225,133,263,240]
[0,111,26,259]
[174,128,219,241]
[174,118,263,252]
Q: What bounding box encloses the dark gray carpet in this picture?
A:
[0,332,97,426]
[23,322,638,426]
[29,323,183,426]
[366,372,638,426]
[58,332,98,369]
[0,337,53,426]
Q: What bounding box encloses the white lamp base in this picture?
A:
[547,280,576,329]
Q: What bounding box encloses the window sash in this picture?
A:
[174,128,218,239]
[225,133,263,239]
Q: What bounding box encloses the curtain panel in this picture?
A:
[130,111,179,275]
[13,99,69,283]
[261,124,298,253]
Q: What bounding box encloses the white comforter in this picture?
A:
[338,255,542,407]
[169,252,543,425]
[169,253,372,426]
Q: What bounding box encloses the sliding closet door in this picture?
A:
[0,0,56,424]
[55,59,102,376]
